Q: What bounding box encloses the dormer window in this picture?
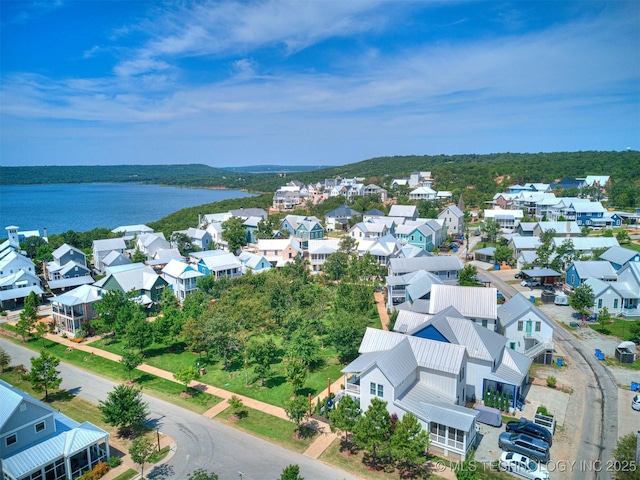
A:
[35,421,45,433]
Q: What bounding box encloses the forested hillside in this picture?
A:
[4,151,638,208]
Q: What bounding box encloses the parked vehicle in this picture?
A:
[499,451,550,480]
[514,272,523,279]
[554,294,569,306]
[632,394,640,411]
[499,432,550,463]
[521,279,542,288]
[506,418,553,445]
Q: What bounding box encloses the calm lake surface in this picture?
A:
[0,183,255,235]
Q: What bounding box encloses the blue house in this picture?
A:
[570,201,606,227]
[565,260,617,289]
[0,380,110,480]
[600,246,640,271]
[279,215,324,250]
[405,225,435,252]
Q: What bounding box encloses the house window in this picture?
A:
[35,421,45,433]
[535,322,541,332]
[6,433,17,446]
[459,366,465,381]
[570,274,575,284]
[482,319,488,328]
[614,299,619,308]
[598,299,602,308]
[430,423,446,444]
[369,382,384,397]
[517,321,523,331]
[510,342,516,350]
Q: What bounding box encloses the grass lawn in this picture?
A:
[588,316,639,341]
[215,405,318,453]
[319,439,396,479]
[112,470,138,480]
[0,332,222,414]
[88,335,345,408]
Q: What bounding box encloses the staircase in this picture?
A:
[524,340,554,359]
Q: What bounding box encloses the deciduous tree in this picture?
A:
[99,385,149,436]
[0,347,11,372]
[284,355,307,394]
[129,436,155,479]
[613,433,638,480]
[597,306,611,332]
[187,469,219,480]
[327,313,369,363]
[569,283,595,322]
[247,338,278,386]
[24,350,62,402]
[279,464,304,480]
[120,350,143,381]
[221,216,247,253]
[480,219,500,244]
[284,396,309,435]
[458,264,481,287]
[173,366,199,393]
[171,232,198,256]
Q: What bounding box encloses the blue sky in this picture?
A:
[1,1,638,168]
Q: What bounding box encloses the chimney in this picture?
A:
[43,227,48,240]
[198,214,202,227]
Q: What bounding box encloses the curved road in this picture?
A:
[481,269,618,480]
[0,339,359,480]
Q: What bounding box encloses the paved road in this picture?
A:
[481,270,618,480]
[0,339,360,480]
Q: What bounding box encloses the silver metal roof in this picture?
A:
[389,256,463,276]
[600,246,639,266]
[570,261,617,279]
[428,284,497,320]
[376,339,418,387]
[497,294,555,329]
[393,310,429,333]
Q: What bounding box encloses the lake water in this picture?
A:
[0,183,255,236]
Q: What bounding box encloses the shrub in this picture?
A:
[78,462,110,480]
[537,405,552,417]
[546,376,557,389]
[107,456,121,468]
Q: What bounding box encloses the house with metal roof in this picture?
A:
[565,261,618,289]
[94,263,168,310]
[356,234,401,267]
[349,221,389,240]
[341,327,477,460]
[551,236,619,256]
[237,251,272,274]
[408,186,437,201]
[388,205,418,221]
[600,246,640,271]
[195,251,243,278]
[533,221,581,237]
[0,249,44,309]
[307,239,341,272]
[497,294,555,364]
[324,205,362,232]
[110,224,153,244]
[428,285,498,331]
[45,244,93,291]
[0,379,110,480]
[385,270,443,311]
[161,259,204,301]
[507,236,541,258]
[388,256,464,281]
[91,238,126,274]
[49,284,104,338]
[438,205,464,236]
[256,238,302,267]
[135,233,170,259]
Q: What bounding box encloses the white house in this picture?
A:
[388,256,464,282]
[349,222,389,240]
[238,251,272,274]
[49,284,104,337]
[497,294,555,364]
[409,186,437,201]
[92,238,127,274]
[256,238,303,267]
[307,239,341,272]
[428,284,498,331]
[388,205,418,221]
[162,259,204,301]
[111,224,153,243]
[438,205,465,236]
[0,249,43,309]
[136,233,171,258]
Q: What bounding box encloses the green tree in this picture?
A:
[534,229,556,268]
[352,397,392,467]
[616,229,630,244]
[597,306,611,332]
[279,464,305,480]
[21,236,49,258]
[222,216,247,253]
[129,436,155,479]
[247,338,278,386]
[348,252,382,281]
[33,322,49,348]
[124,310,153,354]
[173,366,199,393]
[612,433,638,480]
[338,236,358,255]
[99,384,149,436]
[23,350,62,402]
[286,324,320,368]
[187,469,219,480]
[94,289,130,335]
[284,396,309,435]
[569,283,595,322]
[284,355,307,394]
[480,218,500,244]
[120,350,143,381]
[15,316,35,342]
[182,315,210,359]
[322,251,349,281]
[390,412,430,472]
[228,395,245,417]
[329,395,361,446]
[458,264,481,287]
[493,245,513,266]
[171,231,198,256]
[131,248,147,263]
[455,450,480,480]
[0,347,11,372]
[327,313,369,363]
[255,217,276,240]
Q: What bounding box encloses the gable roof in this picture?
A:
[569,260,617,280]
[49,284,104,307]
[364,208,386,217]
[552,237,619,250]
[162,259,203,279]
[600,246,640,266]
[497,294,555,329]
[52,244,84,259]
[441,205,464,217]
[325,205,361,218]
[428,284,497,320]
[388,205,417,218]
[97,264,165,292]
[92,238,126,252]
[389,256,464,276]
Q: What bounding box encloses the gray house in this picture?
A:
[0,380,110,480]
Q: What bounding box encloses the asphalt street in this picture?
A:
[0,339,360,480]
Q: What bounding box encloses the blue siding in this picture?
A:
[412,325,450,343]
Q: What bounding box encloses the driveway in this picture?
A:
[0,339,360,480]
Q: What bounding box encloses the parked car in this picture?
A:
[632,394,640,411]
[499,451,550,480]
[506,418,553,445]
[520,279,542,288]
[554,294,569,306]
[514,272,523,279]
[499,432,550,463]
